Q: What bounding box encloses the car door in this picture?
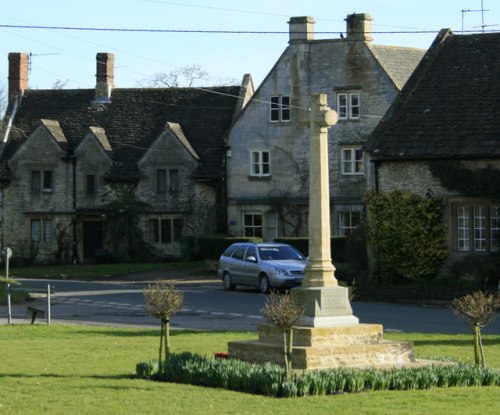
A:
[228,245,248,284]
[239,245,261,287]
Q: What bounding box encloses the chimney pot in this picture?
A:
[95,52,114,102]
[288,16,315,44]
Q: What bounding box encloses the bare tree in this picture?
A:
[261,291,304,379]
[450,290,500,367]
[136,64,238,88]
[143,282,184,375]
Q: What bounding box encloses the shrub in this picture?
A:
[365,190,448,283]
[136,353,500,398]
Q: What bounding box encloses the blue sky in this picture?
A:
[1,0,498,90]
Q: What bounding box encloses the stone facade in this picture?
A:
[225,13,424,241]
[0,53,247,264]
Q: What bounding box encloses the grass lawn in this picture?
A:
[4,261,205,280]
[0,325,498,414]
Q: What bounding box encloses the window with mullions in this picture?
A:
[31,170,53,193]
[157,168,180,193]
[30,218,52,243]
[337,92,360,120]
[456,204,499,252]
[243,212,263,238]
[341,147,364,175]
[250,150,270,177]
[149,217,183,244]
[270,95,290,122]
[338,211,361,236]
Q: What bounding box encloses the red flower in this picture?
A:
[214,352,228,359]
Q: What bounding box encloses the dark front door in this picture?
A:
[83,221,103,261]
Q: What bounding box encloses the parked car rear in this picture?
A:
[217,242,307,293]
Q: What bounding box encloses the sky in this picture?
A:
[0,0,499,91]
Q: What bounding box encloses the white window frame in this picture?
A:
[250,150,270,177]
[337,210,361,236]
[455,203,499,252]
[341,147,364,175]
[337,92,360,120]
[269,95,290,123]
[242,211,263,238]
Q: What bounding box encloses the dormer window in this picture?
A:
[31,170,53,193]
[270,95,290,122]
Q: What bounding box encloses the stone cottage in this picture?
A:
[0,52,252,263]
[224,13,425,240]
[365,29,500,256]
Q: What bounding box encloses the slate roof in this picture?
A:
[369,45,426,90]
[0,86,241,182]
[366,29,500,160]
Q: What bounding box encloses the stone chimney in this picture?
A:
[345,13,373,42]
[95,52,114,102]
[288,16,315,44]
[8,52,29,103]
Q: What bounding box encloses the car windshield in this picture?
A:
[258,246,305,261]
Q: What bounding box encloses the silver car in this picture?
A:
[217,242,307,293]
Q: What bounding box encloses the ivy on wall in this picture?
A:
[428,161,500,200]
[365,190,448,282]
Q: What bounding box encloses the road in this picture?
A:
[2,278,499,334]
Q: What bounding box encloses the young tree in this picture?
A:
[450,290,500,367]
[261,291,304,379]
[143,282,184,375]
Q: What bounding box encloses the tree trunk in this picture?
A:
[282,331,289,379]
[159,320,165,375]
[164,318,171,364]
[287,328,294,378]
[473,323,483,366]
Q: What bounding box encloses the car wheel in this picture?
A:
[223,272,236,291]
[259,275,270,294]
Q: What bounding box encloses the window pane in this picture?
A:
[168,169,179,192]
[457,206,469,251]
[270,96,279,121]
[31,219,41,242]
[161,219,170,243]
[281,96,290,121]
[350,93,360,118]
[337,94,347,119]
[338,211,361,236]
[43,171,52,191]
[157,169,166,193]
[31,171,41,193]
[243,212,263,237]
[43,220,52,242]
[491,206,500,252]
[473,207,486,251]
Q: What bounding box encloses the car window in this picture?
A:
[245,245,257,260]
[222,244,239,257]
[258,246,305,260]
[232,245,248,260]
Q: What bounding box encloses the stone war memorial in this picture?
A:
[229,94,423,370]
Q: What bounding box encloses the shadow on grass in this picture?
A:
[66,328,232,338]
[0,373,135,381]
[412,337,500,347]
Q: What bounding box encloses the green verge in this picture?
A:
[5,261,204,280]
[0,326,499,415]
